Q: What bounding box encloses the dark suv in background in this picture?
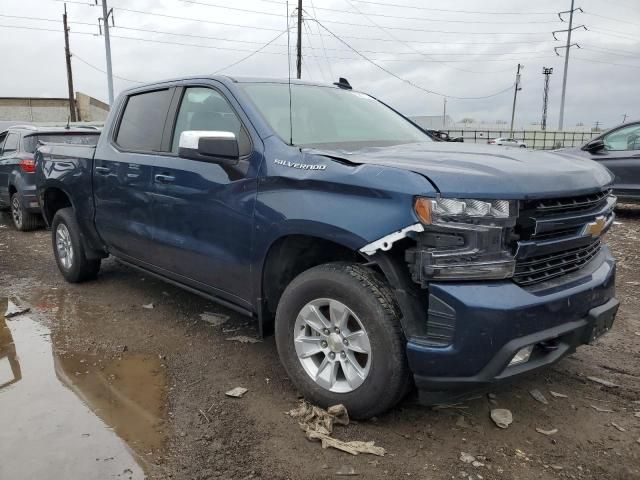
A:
[0,126,100,230]
[566,120,640,202]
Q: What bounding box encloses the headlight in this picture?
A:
[415,197,513,224]
[407,197,518,282]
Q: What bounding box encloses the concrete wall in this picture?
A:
[0,93,109,124]
[76,93,110,122]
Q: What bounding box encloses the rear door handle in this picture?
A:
[95,166,110,174]
[154,174,175,184]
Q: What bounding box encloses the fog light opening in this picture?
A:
[508,345,534,367]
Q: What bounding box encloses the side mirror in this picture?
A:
[178,131,239,163]
[583,138,605,153]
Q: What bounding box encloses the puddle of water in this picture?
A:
[0,298,167,479]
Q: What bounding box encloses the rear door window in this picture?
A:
[115,89,173,152]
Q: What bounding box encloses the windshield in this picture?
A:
[240,83,431,148]
[23,133,100,153]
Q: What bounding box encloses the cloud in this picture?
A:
[1,0,638,129]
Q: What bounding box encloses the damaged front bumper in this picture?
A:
[406,246,618,403]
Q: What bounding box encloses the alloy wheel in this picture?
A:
[293,298,372,393]
[55,223,74,270]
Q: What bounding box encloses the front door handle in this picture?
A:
[154,174,175,184]
[95,166,110,174]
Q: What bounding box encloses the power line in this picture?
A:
[588,27,639,40]
[321,0,557,15]
[580,47,640,59]
[72,52,145,83]
[0,22,555,68]
[310,16,553,35]
[309,0,334,79]
[335,0,508,75]
[571,56,640,69]
[307,18,515,100]
[177,0,559,24]
[213,30,288,73]
[583,11,640,27]
[177,0,284,17]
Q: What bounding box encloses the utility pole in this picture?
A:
[63,3,77,122]
[99,0,115,105]
[296,0,302,79]
[554,1,585,131]
[622,113,627,123]
[442,97,447,130]
[541,67,553,131]
[594,120,601,132]
[509,63,522,136]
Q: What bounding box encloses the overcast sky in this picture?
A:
[2,0,639,129]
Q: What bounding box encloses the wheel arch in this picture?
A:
[258,233,362,335]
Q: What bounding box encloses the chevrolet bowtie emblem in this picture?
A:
[583,216,607,238]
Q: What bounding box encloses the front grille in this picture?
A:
[512,189,613,286]
[513,239,602,286]
[526,189,610,217]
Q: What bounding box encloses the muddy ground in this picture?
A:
[0,207,639,480]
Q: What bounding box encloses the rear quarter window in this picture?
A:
[115,89,173,152]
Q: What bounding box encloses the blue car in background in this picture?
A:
[0,126,100,230]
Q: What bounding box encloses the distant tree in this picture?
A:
[460,118,475,125]
[495,120,508,125]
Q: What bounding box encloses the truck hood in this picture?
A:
[309,142,613,199]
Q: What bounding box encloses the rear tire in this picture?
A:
[11,192,41,231]
[51,207,101,283]
[275,263,410,419]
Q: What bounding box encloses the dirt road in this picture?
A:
[1,207,639,480]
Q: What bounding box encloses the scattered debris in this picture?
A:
[225,387,248,398]
[611,422,626,432]
[591,405,614,413]
[226,335,261,344]
[4,299,30,318]
[550,465,564,471]
[200,311,230,327]
[460,452,476,464]
[529,389,549,405]
[634,412,640,418]
[536,428,558,436]
[335,466,359,476]
[490,408,513,429]
[549,391,568,399]
[287,401,385,456]
[587,376,619,388]
[142,303,154,310]
[198,409,210,423]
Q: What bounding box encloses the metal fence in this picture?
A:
[443,130,598,150]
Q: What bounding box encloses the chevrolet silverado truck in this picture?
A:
[35,76,619,418]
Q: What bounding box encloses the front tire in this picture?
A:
[275,263,410,419]
[11,192,40,231]
[51,207,101,283]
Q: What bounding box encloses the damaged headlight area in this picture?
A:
[407,197,518,284]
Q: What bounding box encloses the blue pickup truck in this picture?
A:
[35,76,619,418]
